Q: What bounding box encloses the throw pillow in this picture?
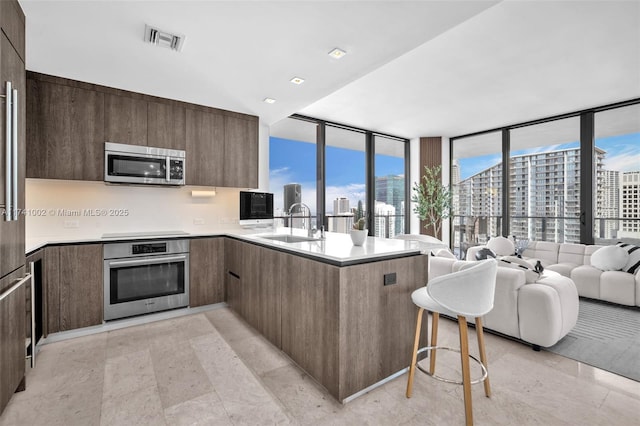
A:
[615,243,640,274]
[498,255,540,283]
[475,247,497,260]
[590,246,629,271]
[486,236,516,256]
[430,248,456,259]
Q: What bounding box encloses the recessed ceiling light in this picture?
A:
[328,48,347,59]
[263,97,276,104]
[290,77,305,85]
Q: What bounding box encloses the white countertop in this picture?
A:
[27,227,444,266]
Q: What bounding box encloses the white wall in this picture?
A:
[258,120,270,191]
[25,179,242,240]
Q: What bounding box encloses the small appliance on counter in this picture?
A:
[239,191,274,227]
[104,142,185,186]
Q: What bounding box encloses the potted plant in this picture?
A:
[411,165,453,239]
[350,215,368,246]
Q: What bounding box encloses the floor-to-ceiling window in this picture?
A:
[268,118,317,228]
[509,117,581,243]
[374,135,406,238]
[325,125,367,233]
[451,131,502,259]
[269,116,409,235]
[594,103,640,244]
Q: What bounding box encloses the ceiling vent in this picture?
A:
[144,24,185,52]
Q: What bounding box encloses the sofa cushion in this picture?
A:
[487,236,515,256]
[590,246,630,271]
[570,265,602,299]
[546,262,579,278]
[616,243,640,274]
[431,248,456,259]
[498,256,540,283]
[600,271,637,306]
[522,241,560,266]
[557,243,586,265]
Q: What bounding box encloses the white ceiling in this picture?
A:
[20,1,640,140]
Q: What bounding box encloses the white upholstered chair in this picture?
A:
[406,259,498,426]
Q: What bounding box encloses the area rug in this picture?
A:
[546,298,640,382]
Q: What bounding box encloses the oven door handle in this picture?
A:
[107,255,187,267]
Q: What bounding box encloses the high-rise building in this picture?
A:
[374,201,396,238]
[455,147,607,244]
[333,197,350,215]
[619,171,640,238]
[375,175,404,235]
[596,170,619,239]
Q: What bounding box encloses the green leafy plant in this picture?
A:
[411,165,453,237]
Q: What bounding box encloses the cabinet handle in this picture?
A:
[11,87,17,222]
[228,271,240,279]
[166,156,170,182]
[0,272,31,302]
[3,81,12,221]
[28,261,36,368]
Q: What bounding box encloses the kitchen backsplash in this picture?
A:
[25,179,243,239]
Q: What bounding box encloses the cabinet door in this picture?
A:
[104,93,147,146]
[224,238,242,312]
[26,80,104,181]
[185,109,225,186]
[189,238,224,307]
[47,244,103,331]
[147,101,186,150]
[0,32,25,278]
[257,248,284,347]
[0,266,26,416]
[223,115,258,188]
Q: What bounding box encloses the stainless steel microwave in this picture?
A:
[104,142,185,185]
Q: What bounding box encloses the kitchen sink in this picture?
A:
[258,234,320,243]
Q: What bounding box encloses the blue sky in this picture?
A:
[457,132,640,180]
[269,137,404,214]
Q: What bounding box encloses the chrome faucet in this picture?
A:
[288,202,314,237]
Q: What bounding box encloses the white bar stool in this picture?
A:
[406,259,497,426]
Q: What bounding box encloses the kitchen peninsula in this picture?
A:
[26,229,430,402]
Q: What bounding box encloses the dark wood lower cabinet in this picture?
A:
[189,238,224,307]
[45,244,103,333]
[0,266,26,416]
[225,239,429,401]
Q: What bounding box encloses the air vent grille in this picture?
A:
[144,24,185,52]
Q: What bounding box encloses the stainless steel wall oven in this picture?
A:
[103,239,189,320]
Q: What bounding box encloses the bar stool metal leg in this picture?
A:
[458,316,473,426]
[429,312,439,375]
[406,307,424,398]
[475,317,491,398]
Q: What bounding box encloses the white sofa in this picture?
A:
[520,242,638,307]
[429,256,579,349]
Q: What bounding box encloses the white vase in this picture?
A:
[350,229,367,246]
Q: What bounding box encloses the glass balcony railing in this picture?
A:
[273,214,406,239]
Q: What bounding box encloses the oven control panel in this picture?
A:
[132,243,167,255]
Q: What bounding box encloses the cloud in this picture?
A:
[602,153,640,173]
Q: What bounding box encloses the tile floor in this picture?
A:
[1,306,639,425]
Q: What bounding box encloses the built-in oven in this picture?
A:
[104,142,185,186]
[103,239,189,321]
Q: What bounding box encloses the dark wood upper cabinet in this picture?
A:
[104,93,147,146]
[147,101,186,150]
[224,116,258,188]
[185,109,225,186]
[27,79,104,181]
[0,0,25,62]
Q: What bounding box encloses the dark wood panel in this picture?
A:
[57,244,103,331]
[337,254,428,399]
[419,136,443,239]
[224,238,242,312]
[147,101,186,150]
[104,93,147,146]
[43,247,60,334]
[257,248,284,347]
[0,32,25,278]
[281,255,340,398]
[0,0,25,62]
[189,238,224,307]
[224,116,258,188]
[185,109,225,186]
[27,81,105,181]
[0,267,26,416]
